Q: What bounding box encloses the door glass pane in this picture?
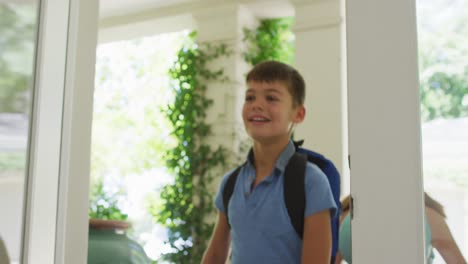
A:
[416,0,468,262]
[0,2,39,263]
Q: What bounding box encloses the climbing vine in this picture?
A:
[152,31,231,263]
[243,17,295,65]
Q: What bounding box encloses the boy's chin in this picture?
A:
[248,133,289,145]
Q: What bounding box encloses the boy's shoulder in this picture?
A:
[219,166,242,188]
[224,166,242,177]
[304,161,328,180]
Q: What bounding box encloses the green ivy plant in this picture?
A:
[243,17,294,65]
[152,31,231,264]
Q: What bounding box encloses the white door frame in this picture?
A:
[22,0,98,263]
[346,0,426,263]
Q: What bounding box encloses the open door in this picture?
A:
[0,0,99,263]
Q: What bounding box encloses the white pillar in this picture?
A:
[193,3,257,163]
[292,0,349,192]
[347,0,425,262]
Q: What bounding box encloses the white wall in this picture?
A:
[0,177,23,262]
[293,0,349,191]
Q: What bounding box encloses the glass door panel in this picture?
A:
[0,2,40,263]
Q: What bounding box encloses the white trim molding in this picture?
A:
[23,0,70,262]
[55,0,99,263]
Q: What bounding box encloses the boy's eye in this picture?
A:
[266,95,278,101]
[245,95,255,102]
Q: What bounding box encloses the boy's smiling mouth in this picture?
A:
[248,115,271,123]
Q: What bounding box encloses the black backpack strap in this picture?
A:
[222,166,242,227]
[284,152,307,239]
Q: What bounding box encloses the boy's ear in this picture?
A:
[293,105,306,124]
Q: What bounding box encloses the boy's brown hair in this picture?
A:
[246,60,305,107]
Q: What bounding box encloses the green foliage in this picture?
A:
[417,0,468,121]
[419,69,468,121]
[0,4,37,113]
[91,33,185,182]
[0,152,26,170]
[88,178,128,221]
[153,31,231,263]
[243,17,294,65]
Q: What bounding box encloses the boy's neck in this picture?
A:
[252,138,290,179]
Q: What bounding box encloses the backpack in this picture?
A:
[222,140,341,263]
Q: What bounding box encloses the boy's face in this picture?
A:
[242,81,305,144]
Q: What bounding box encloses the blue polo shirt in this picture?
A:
[215,141,337,264]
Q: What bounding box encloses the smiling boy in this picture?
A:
[202,60,337,264]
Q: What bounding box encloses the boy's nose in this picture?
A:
[252,101,264,111]
[252,101,263,110]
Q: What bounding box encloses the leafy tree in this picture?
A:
[0,4,37,113]
[90,33,186,225]
[89,32,189,263]
[91,34,184,181]
[417,0,468,121]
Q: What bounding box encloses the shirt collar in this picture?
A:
[246,140,296,176]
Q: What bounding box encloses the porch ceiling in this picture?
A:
[99,0,195,19]
[99,0,294,20]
